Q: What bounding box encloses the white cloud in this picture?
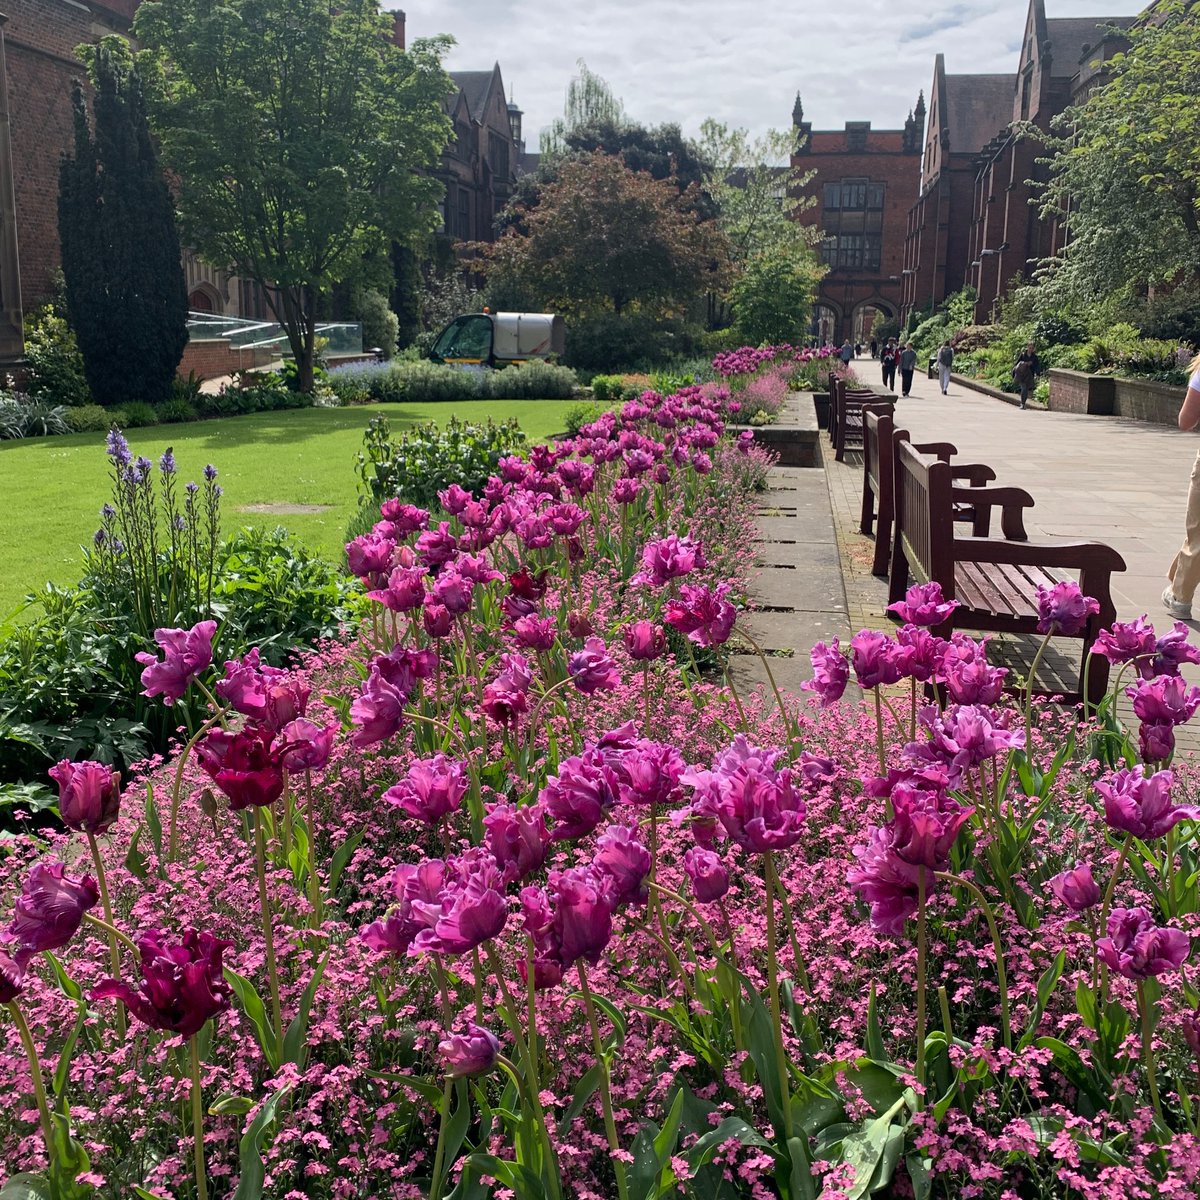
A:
[400,0,1139,142]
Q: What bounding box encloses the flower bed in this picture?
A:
[2,379,1200,1199]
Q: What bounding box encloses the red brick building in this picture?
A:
[792,94,924,344]
[964,0,1133,323]
[901,56,1014,324]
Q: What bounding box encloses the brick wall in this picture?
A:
[179,338,276,381]
[1047,369,1114,416]
[1112,377,1182,425]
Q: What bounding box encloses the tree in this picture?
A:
[478,152,727,320]
[730,246,822,345]
[133,0,452,392]
[57,39,188,408]
[1034,1,1200,303]
[539,62,626,159]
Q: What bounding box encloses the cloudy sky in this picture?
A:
[399,0,1138,146]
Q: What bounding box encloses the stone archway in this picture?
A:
[811,303,840,347]
[188,284,221,314]
[852,299,895,346]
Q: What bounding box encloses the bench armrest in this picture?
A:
[946,463,998,486]
[952,485,1033,540]
[952,535,1126,573]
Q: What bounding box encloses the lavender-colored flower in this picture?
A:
[184,482,199,497]
[542,749,621,840]
[1096,767,1200,839]
[203,464,218,481]
[887,582,960,627]
[439,1023,500,1077]
[623,620,667,662]
[159,448,176,476]
[6,861,99,961]
[134,620,217,705]
[383,755,468,826]
[1036,581,1100,635]
[568,637,620,694]
[1128,675,1200,726]
[664,582,737,647]
[48,759,121,833]
[802,639,849,706]
[682,846,730,903]
[92,928,234,1038]
[106,428,132,468]
[851,629,903,690]
[1097,907,1190,980]
[1047,863,1102,912]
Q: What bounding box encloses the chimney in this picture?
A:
[389,9,406,49]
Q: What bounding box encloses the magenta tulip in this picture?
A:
[135,619,217,705]
[592,824,652,907]
[439,1023,500,1077]
[568,637,620,694]
[1097,908,1190,980]
[1096,767,1200,839]
[682,847,730,903]
[48,759,121,834]
[1036,582,1099,635]
[383,755,468,826]
[887,581,960,627]
[5,861,99,961]
[802,639,849,706]
[1047,863,1102,912]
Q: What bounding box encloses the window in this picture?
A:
[841,182,866,210]
[823,183,841,209]
[819,233,881,272]
[457,189,470,239]
[488,132,510,181]
[820,178,885,270]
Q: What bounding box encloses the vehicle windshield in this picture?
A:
[432,315,492,361]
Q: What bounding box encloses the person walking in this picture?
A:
[870,337,878,359]
[1012,341,1042,409]
[880,339,899,391]
[1163,351,1200,620]
[839,339,854,370]
[936,340,955,395]
[899,341,917,397]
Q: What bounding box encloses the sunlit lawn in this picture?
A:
[0,399,575,620]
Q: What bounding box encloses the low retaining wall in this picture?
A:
[734,392,821,467]
[179,338,276,381]
[949,373,1023,407]
[1112,376,1181,425]
[1047,369,1114,415]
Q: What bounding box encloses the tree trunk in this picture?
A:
[299,284,317,393]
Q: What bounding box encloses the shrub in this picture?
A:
[119,400,159,427]
[483,360,577,400]
[1033,312,1086,346]
[356,413,526,509]
[356,288,399,359]
[590,374,625,404]
[158,397,199,423]
[564,312,703,372]
[950,325,1001,354]
[327,361,383,404]
[392,360,483,403]
[64,403,113,433]
[0,394,70,439]
[22,303,91,407]
[564,401,606,436]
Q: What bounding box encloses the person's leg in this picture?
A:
[1019,382,1029,409]
[939,364,949,393]
[1167,453,1200,610]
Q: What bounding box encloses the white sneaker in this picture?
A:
[1163,586,1193,621]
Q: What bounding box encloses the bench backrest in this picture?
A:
[863,405,894,497]
[894,439,956,590]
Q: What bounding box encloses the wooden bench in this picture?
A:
[830,377,894,462]
[888,440,1125,705]
[860,407,1033,576]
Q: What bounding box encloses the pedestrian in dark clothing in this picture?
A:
[1013,342,1042,409]
[880,340,899,391]
[899,342,917,397]
[870,338,878,359]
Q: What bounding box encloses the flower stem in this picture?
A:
[936,871,1011,1049]
[189,1035,209,1200]
[7,1001,53,1160]
[1138,982,1164,1128]
[734,626,792,742]
[873,689,886,775]
[915,868,928,1109]
[168,711,225,862]
[642,665,652,734]
[428,1077,454,1200]
[577,960,629,1200]
[255,815,284,1052]
[86,832,127,1041]
[763,853,795,1140]
[304,770,323,926]
[1023,632,1052,762]
[724,664,749,733]
[83,913,140,959]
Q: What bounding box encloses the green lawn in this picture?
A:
[0,400,575,621]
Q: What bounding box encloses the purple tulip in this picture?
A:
[483,801,552,883]
[350,660,411,748]
[542,749,621,840]
[549,867,616,967]
[196,727,286,810]
[1095,767,1200,839]
[623,620,667,662]
[6,862,99,961]
[439,1022,500,1077]
[366,565,428,613]
[1047,863,1102,912]
[1091,616,1158,669]
[895,626,948,683]
[1035,582,1100,635]
[512,615,557,652]
[48,759,121,834]
[1140,721,1176,764]
[276,719,337,773]
[851,630,903,690]
[664,582,737,647]
[409,850,508,957]
[433,568,474,616]
[847,824,926,936]
[568,637,620,694]
[437,484,473,515]
[383,755,468,826]
[887,582,960,627]
[1183,1008,1200,1060]
[889,788,973,870]
[941,635,1008,706]
[607,738,686,808]
[0,951,26,1003]
[360,861,446,957]
[346,532,395,583]
[612,478,641,505]
[1149,622,1200,678]
[682,847,730,903]
[134,619,217,705]
[1128,676,1200,726]
[91,928,234,1038]
[592,824,652,907]
[1097,907,1190,980]
[216,647,285,719]
[378,500,430,533]
[632,534,706,587]
[802,640,849,706]
[912,704,1024,781]
[415,522,459,572]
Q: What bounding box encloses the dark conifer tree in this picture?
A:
[58,41,188,408]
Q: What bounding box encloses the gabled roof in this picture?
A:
[943,74,1016,154]
[449,66,502,123]
[1044,16,1134,75]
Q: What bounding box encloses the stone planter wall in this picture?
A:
[1112,376,1183,425]
[1047,369,1114,416]
[733,392,822,467]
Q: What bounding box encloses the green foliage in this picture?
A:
[58,41,188,407]
[589,375,624,404]
[564,313,704,372]
[731,247,821,346]
[356,288,399,359]
[489,361,577,400]
[327,359,577,405]
[355,413,527,509]
[1032,313,1085,347]
[119,401,160,427]
[134,0,453,392]
[23,304,91,407]
[0,395,70,439]
[157,397,199,423]
[564,401,606,435]
[63,404,112,433]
